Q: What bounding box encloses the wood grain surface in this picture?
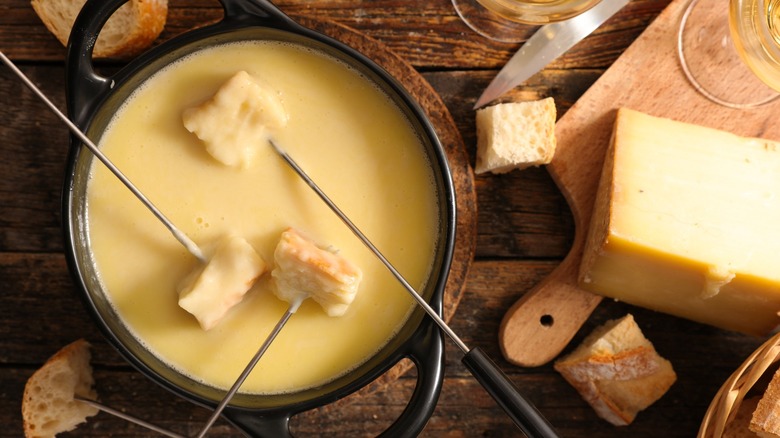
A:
[1,0,775,436]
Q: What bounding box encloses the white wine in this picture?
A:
[730,0,780,90]
[475,0,602,24]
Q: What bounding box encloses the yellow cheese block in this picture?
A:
[579,108,780,336]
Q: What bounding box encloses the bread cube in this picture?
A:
[271,228,362,316]
[474,97,556,174]
[182,70,288,167]
[178,235,267,330]
[554,314,676,426]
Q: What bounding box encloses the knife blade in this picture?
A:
[474,0,630,109]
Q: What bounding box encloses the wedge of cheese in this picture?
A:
[182,70,288,167]
[579,108,780,335]
[271,228,362,316]
[178,235,267,330]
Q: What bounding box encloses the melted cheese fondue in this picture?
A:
[86,41,439,394]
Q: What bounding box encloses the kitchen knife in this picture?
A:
[474,0,631,109]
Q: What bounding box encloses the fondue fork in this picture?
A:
[268,139,560,438]
[73,396,187,438]
[194,296,303,437]
[0,52,207,263]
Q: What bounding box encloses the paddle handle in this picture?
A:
[498,252,602,367]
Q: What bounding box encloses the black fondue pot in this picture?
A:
[62,0,456,436]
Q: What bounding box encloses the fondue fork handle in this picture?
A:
[196,298,302,438]
[462,348,559,437]
[268,140,559,437]
[0,52,207,263]
[74,396,187,438]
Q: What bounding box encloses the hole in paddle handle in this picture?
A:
[540,314,554,327]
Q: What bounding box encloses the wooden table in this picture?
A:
[0,0,768,436]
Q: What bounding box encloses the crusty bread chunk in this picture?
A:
[31,0,168,58]
[751,368,780,437]
[178,235,267,330]
[554,314,676,426]
[182,70,289,168]
[22,339,99,438]
[722,396,761,438]
[474,97,556,174]
[272,228,362,316]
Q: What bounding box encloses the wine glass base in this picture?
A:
[677,0,780,109]
[451,0,533,43]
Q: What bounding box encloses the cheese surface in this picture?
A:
[87,41,439,394]
[579,108,780,335]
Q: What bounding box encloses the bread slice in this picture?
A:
[751,367,780,437]
[31,0,168,58]
[22,339,99,438]
[554,314,676,426]
[723,396,761,438]
[474,97,556,174]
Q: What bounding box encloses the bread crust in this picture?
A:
[22,339,98,438]
[31,0,168,58]
[554,314,676,426]
[751,367,780,437]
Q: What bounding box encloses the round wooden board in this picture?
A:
[294,15,478,405]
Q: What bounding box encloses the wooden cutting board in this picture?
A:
[498,0,780,367]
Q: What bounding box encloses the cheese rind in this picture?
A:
[579,108,780,335]
[182,70,288,167]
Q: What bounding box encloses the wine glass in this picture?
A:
[452,0,604,42]
[678,0,780,108]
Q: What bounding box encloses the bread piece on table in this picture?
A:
[22,339,99,438]
[31,0,168,58]
[474,97,556,174]
[751,368,780,437]
[554,314,676,426]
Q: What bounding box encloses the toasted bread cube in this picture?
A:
[475,97,556,174]
[554,314,676,426]
[178,235,267,330]
[271,228,362,316]
[182,70,288,167]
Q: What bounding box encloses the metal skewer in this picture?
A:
[195,297,303,437]
[74,396,186,438]
[0,51,206,263]
[268,139,559,438]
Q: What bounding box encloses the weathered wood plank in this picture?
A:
[2,0,669,68]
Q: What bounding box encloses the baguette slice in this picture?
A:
[751,367,780,437]
[31,0,168,58]
[22,339,99,438]
[554,314,676,426]
[474,97,556,174]
[723,396,761,438]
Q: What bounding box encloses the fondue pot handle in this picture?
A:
[64,0,117,128]
[222,318,445,437]
[65,0,298,128]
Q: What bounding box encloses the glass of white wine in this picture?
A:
[452,0,603,42]
[678,0,780,108]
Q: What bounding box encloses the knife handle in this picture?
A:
[462,347,559,437]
